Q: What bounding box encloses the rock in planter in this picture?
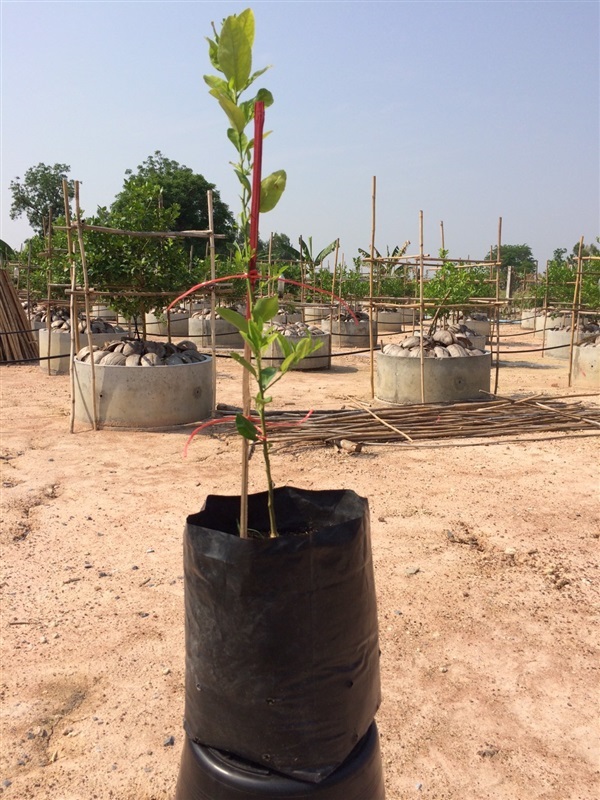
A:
[263,322,331,370]
[182,487,381,783]
[73,338,213,427]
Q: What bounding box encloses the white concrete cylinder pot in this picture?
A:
[545,329,575,359]
[73,357,213,428]
[263,332,332,371]
[38,329,125,376]
[321,318,377,348]
[304,304,333,323]
[572,344,600,389]
[535,313,560,332]
[520,310,537,330]
[92,304,117,320]
[145,310,190,337]
[188,316,244,348]
[464,318,491,342]
[375,310,405,334]
[376,351,492,404]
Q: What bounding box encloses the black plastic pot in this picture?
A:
[175,722,385,800]
[182,487,381,782]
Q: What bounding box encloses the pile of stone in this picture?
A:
[75,338,208,366]
[550,321,599,335]
[269,321,325,337]
[381,324,485,358]
[32,308,125,334]
[191,306,242,320]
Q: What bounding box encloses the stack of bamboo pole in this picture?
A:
[216,394,600,448]
[0,269,38,363]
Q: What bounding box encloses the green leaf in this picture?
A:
[252,295,279,324]
[276,333,293,359]
[230,351,257,378]
[237,7,255,48]
[255,88,274,107]
[239,99,256,125]
[233,167,251,194]
[259,366,279,390]
[203,74,229,93]
[249,66,270,84]
[217,306,248,333]
[260,170,287,213]
[205,37,221,71]
[314,239,338,266]
[209,88,246,134]
[218,12,253,91]
[235,413,258,441]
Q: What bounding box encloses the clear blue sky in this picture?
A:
[1,0,598,268]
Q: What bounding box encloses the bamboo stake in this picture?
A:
[493,217,502,394]
[440,220,445,251]
[207,190,217,414]
[73,182,98,430]
[46,209,53,375]
[331,238,340,311]
[62,180,77,433]
[419,211,425,403]
[567,237,584,387]
[369,177,376,400]
[354,402,414,442]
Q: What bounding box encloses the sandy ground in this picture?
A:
[1,323,599,800]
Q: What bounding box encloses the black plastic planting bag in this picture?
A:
[183,487,381,783]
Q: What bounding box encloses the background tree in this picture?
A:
[9,162,74,236]
[84,182,190,320]
[485,243,537,292]
[114,151,236,254]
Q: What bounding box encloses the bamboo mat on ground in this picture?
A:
[215,394,600,447]
[0,269,37,362]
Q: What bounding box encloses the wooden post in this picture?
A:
[62,179,78,433]
[419,211,425,404]
[440,220,445,251]
[567,237,584,387]
[331,238,340,309]
[74,182,98,430]
[207,190,217,414]
[369,177,376,399]
[492,218,502,395]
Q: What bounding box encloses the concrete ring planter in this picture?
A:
[73,356,213,428]
[91,304,117,320]
[145,310,190,337]
[376,351,491,404]
[39,329,126,375]
[303,304,334,324]
[464,318,491,342]
[188,316,244,348]
[321,319,377,348]
[375,310,404,334]
[520,310,537,330]
[545,329,576,359]
[572,345,600,389]
[263,332,331,370]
